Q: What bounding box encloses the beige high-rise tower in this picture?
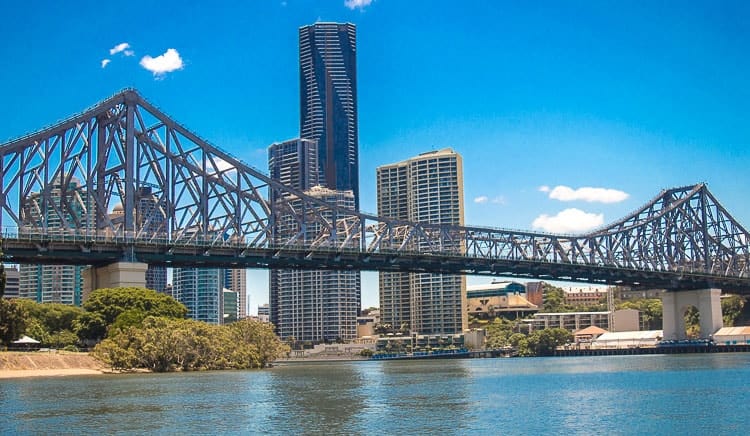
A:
[376,149,467,335]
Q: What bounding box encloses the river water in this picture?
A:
[2,354,750,435]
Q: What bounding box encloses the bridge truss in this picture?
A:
[1,90,749,292]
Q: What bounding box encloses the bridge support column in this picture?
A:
[82,262,148,301]
[661,289,723,340]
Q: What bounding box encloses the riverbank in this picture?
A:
[0,351,107,379]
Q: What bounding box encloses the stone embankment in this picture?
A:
[0,351,106,378]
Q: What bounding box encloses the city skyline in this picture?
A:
[1,2,748,311]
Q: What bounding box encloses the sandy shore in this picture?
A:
[0,368,106,379]
[0,351,107,379]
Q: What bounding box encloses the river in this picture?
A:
[2,354,750,435]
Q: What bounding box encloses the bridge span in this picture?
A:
[1,89,749,295]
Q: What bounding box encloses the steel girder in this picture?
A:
[1,90,749,292]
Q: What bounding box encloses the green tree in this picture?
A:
[23,319,51,345]
[618,298,662,330]
[0,299,27,347]
[92,316,289,372]
[83,287,187,326]
[17,301,85,333]
[542,284,569,312]
[722,295,746,327]
[532,328,572,356]
[73,312,107,343]
[229,318,290,368]
[48,330,79,349]
[111,309,148,332]
[0,260,5,299]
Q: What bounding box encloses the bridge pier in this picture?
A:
[82,262,148,301]
[661,288,723,340]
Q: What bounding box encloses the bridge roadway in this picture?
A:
[3,228,749,294]
[1,90,749,296]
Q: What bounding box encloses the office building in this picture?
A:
[173,266,224,324]
[299,22,359,208]
[223,288,239,324]
[377,149,467,335]
[2,265,20,299]
[257,304,270,323]
[467,281,538,320]
[224,268,247,319]
[19,177,87,305]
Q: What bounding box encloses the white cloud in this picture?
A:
[474,195,507,205]
[542,185,629,203]
[139,48,184,77]
[124,50,135,57]
[101,59,111,68]
[345,0,373,10]
[532,208,604,234]
[109,42,131,55]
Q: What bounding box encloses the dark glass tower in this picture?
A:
[299,22,359,209]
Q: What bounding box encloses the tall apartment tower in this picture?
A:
[273,186,360,341]
[173,267,224,324]
[377,149,467,335]
[19,177,87,306]
[224,268,247,318]
[2,266,20,299]
[136,187,168,294]
[268,138,320,331]
[268,139,360,341]
[299,22,359,209]
[172,228,224,324]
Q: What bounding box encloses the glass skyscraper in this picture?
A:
[266,22,361,343]
[299,22,359,209]
[173,266,224,324]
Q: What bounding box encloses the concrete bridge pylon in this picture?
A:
[661,289,723,340]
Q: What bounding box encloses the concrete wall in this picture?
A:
[82,262,148,301]
[662,289,723,340]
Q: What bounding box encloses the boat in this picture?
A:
[371,348,471,360]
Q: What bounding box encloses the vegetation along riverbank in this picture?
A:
[1,287,289,374]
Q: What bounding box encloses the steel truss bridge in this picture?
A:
[1,90,749,293]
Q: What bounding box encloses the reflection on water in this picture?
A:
[2,354,750,434]
[265,362,367,434]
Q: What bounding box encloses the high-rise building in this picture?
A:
[299,22,359,209]
[377,149,467,335]
[224,269,247,318]
[173,266,224,324]
[2,265,20,299]
[272,186,360,341]
[223,288,239,324]
[268,138,319,203]
[268,138,321,332]
[136,187,168,294]
[257,304,270,323]
[266,22,361,342]
[19,177,87,306]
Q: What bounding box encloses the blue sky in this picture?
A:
[1,1,749,311]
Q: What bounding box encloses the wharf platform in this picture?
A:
[555,344,750,357]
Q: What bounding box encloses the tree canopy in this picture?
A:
[93,317,289,372]
[83,287,188,325]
